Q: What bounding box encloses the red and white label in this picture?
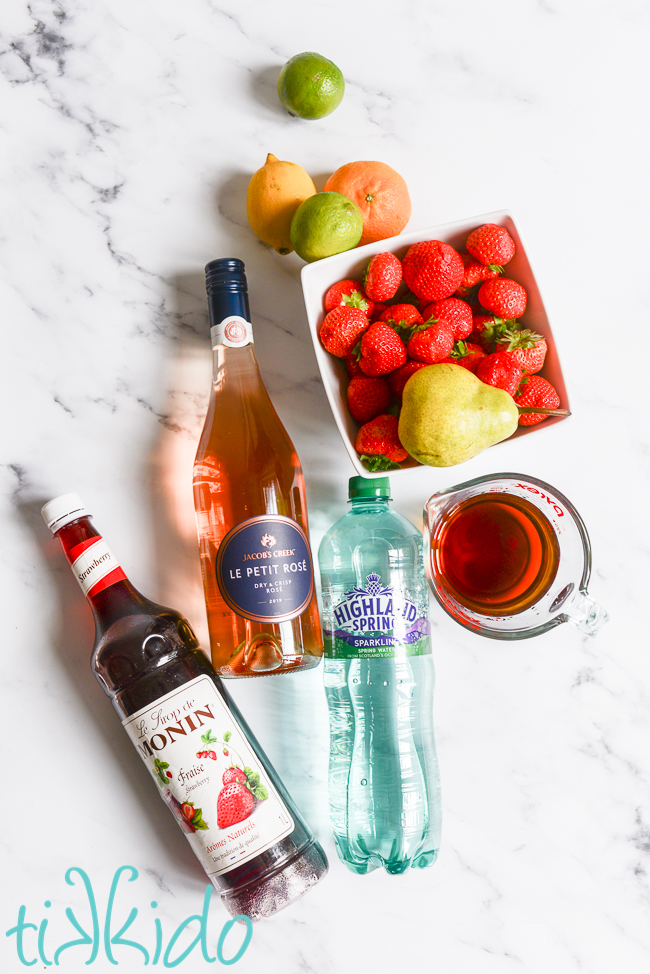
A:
[122,675,294,878]
[211,315,253,349]
[69,537,127,596]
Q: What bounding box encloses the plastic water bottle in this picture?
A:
[318,476,441,874]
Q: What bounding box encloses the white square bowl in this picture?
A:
[300,209,569,478]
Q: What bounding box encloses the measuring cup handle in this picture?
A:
[561,591,609,636]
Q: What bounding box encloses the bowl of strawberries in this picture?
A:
[300,210,569,477]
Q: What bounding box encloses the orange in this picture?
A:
[323,161,411,246]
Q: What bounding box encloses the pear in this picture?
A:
[398,364,519,466]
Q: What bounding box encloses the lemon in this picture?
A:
[290,192,363,262]
[246,153,317,255]
[277,52,345,120]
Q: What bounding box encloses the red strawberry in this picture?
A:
[496,328,547,374]
[364,253,403,301]
[422,298,473,340]
[324,279,374,316]
[406,320,455,364]
[217,781,255,828]
[355,414,408,468]
[346,354,364,377]
[471,314,513,352]
[222,767,247,786]
[379,304,423,329]
[181,802,195,821]
[514,375,561,426]
[476,352,524,397]
[347,375,392,423]
[455,252,501,298]
[402,240,465,302]
[358,322,407,376]
[440,341,486,373]
[466,224,515,266]
[369,301,390,321]
[320,307,370,357]
[388,360,429,400]
[478,278,527,319]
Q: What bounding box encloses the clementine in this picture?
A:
[323,161,411,246]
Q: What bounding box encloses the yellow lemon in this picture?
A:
[246,153,317,255]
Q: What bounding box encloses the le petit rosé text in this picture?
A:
[5,866,252,968]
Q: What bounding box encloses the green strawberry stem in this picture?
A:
[516,406,571,417]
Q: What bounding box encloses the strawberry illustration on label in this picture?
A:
[217,782,255,828]
[217,764,269,827]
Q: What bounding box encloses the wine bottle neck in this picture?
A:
[207,287,254,351]
[54,516,147,623]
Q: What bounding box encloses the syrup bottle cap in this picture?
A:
[41,493,89,533]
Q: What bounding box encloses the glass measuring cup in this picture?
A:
[423,473,608,639]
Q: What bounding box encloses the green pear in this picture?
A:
[398,364,519,466]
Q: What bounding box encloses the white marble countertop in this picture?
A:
[2,1,649,971]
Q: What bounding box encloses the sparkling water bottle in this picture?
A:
[318,476,441,874]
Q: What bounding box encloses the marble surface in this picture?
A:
[1,1,649,971]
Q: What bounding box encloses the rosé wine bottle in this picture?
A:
[193,258,323,677]
[42,493,327,921]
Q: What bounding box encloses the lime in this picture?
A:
[290,192,363,262]
[277,52,344,120]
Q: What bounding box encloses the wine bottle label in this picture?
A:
[122,675,294,879]
[215,515,315,623]
[69,537,127,597]
[211,315,254,348]
[323,573,431,659]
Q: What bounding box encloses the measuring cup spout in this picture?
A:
[562,591,609,636]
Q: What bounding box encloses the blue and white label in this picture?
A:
[216,515,315,623]
[324,573,430,659]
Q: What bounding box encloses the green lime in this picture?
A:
[277,52,344,120]
[290,192,363,262]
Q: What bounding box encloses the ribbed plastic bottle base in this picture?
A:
[217,840,328,921]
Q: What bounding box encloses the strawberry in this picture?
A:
[364,253,403,301]
[379,304,423,329]
[421,298,473,340]
[369,301,390,321]
[478,278,527,319]
[217,781,255,828]
[406,320,455,364]
[455,252,501,298]
[324,279,374,316]
[466,224,515,266]
[355,414,408,469]
[358,322,407,376]
[320,307,370,357]
[222,767,247,786]
[346,354,364,377]
[496,328,547,374]
[471,314,514,352]
[440,341,486,373]
[476,352,524,397]
[514,375,560,426]
[402,240,465,302]
[347,375,392,423]
[388,360,429,400]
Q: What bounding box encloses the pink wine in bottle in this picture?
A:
[193,258,323,677]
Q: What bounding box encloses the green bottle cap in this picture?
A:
[348,476,391,499]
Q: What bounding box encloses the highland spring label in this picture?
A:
[324,573,430,659]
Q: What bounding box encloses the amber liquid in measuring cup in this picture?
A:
[432,492,560,616]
